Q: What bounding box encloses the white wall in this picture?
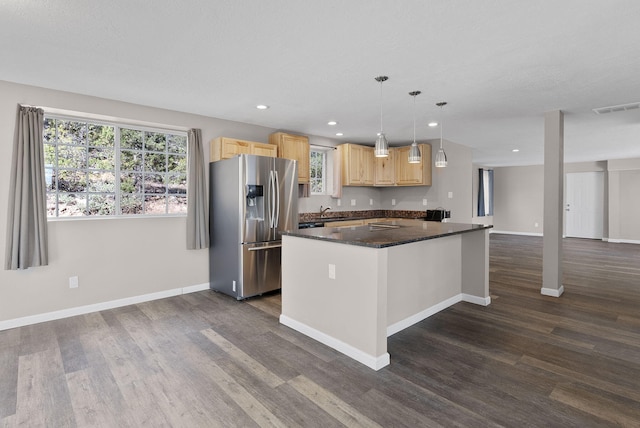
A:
[493,165,545,235]
[608,158,640,242]
[0,80,281,323]
[492,159,640,241]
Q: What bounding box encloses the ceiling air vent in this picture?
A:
[592,102,640,115]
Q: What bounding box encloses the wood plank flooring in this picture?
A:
[1,234,639,427]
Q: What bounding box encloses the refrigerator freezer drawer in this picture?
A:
[239,242,282,299]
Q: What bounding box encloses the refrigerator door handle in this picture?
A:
[274,170,280,228]
[268,170,275,228]
[247,243,282,251]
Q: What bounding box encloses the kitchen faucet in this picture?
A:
[320,205,331,217]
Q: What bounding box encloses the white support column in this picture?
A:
[542,110,565,297]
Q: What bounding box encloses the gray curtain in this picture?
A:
[5,106,49,270]
[186,128,209,249]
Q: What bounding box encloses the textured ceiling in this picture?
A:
[2,0,639,166]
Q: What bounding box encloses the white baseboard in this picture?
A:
[541,285,565,297]
[386,292,490,337]
[462,293,491,306]
[0,282,210,332]
[386,294,462,337]
[490,230,543,237]
[606,238,640,245]
[279,314,390,371]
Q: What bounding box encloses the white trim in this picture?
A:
[0,282,210,332]
[385,293,491,337]
[541,285,565,297]
[279,314,390,371]
[606,238,640,245]
[387,294,462,336]
[462,293,491,306]
[490,230,543,237]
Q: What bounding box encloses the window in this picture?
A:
[310,149,327,194]
[44,116,187,217]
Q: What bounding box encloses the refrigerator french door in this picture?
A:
[209,154,298,299]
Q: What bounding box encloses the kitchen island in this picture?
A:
[279,219,492,370]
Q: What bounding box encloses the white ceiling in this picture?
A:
[2,0,639,166]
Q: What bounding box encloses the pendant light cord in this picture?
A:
[439,104,444,149]
[379,81,384,134]
[413,94,417,144]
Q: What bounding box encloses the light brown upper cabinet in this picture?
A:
[210,137,277,162]
[269,132,310,184]
[339,144,375,186]
[394,144,432,186]
[374,148,396,186]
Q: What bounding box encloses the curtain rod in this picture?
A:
[310,144,337,150]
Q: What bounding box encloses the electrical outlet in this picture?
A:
[328,264,336,279]
[391,199,396,206]
[232,280,236,292]
[337,199,342,207]
[69,276,79,289]
[535,222,539,228]
[423,199,428,206]
[448,192,453,199]
[351,199,356,206]
[369,198,373,206]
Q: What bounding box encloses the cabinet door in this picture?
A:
[222,138,252,159]
[395,145,432,185]
[329,219,364,228]
[251,142,277,158]
[270,133,310,184]
[282,134,309,184]
[361,146,375,185]
[344,144,363,185]
[374,148,395,185]
[340,144,375,186]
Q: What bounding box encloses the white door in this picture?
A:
[565,172,604,239]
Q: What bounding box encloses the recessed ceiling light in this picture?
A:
[336,132,344,136]
[428,122,438,127]
[327,121,338,126]
[512,149,520,153]
[256,105,269,110]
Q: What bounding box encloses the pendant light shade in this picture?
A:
[408,91,422,164]
[435,101,448,168]
[374,76,389,157]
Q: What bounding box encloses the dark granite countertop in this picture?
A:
[282,219,493,248]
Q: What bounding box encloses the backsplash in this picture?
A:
[299,209,427,223]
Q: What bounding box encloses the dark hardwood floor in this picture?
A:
[1,234,639,427]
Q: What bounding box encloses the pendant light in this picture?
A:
[408,91,422,164]
[435,101,448,168]
[374,76,389,157]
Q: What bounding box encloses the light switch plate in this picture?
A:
[337,199,342,207]
[448,192,453,199]
[328,264,336,279]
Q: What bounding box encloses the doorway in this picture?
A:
[565,172,604,239]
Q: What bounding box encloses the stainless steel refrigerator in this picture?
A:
[209,154,298,299]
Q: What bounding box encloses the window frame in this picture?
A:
[44,113,188,219]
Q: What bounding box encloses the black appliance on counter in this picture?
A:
[425,209,451,222]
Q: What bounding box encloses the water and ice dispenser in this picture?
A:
[246,184,264,220]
